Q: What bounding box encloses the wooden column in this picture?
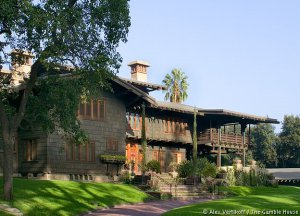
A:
[241,123,247,167]
[217,127,222,168]
[141,102,147,175]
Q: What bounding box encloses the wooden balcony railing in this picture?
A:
[198,129,249,147]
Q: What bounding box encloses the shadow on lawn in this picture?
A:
[0,178,151,216]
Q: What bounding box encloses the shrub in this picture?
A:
[226,168,236,186]
[120,170,131,184]
[168,161,178,172]
[234,170,251,186]
[177,160,193,178]
[146,160,161,173]
[234,170,244,186]
[202,162,217,178]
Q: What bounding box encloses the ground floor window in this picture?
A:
[174,153,182,164]
[25,139,37,161]
[106,138,118,152]
[66,142,95,162]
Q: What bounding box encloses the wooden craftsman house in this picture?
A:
[0,55,278,181]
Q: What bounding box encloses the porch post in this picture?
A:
[141,102,147,175]
[241,123,246,167]
[217,127,222,168]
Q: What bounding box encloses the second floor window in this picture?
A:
[78,99,105,120]
[126,112,141,130]
[164,118,187,135]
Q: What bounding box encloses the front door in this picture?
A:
[153,150,165,172]
[126,143,142,174]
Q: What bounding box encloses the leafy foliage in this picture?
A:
[146,160,161,173]
[195,158,217,179]
[177,158,217,179]
[162,68,188,103]
[277,115,300,167]
[177,160,194,178]
[99,154,126,163]
[0,0,130,200]
[250,124,277,167]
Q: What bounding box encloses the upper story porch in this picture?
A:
[198,128,250,150]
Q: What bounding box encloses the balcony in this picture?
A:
[198,129,249,149]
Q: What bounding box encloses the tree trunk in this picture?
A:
[2,128,15,201]
[0,60,40,201]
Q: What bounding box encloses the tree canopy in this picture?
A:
[162,68,188,103]
[277,115,300,167]
[0,0,130,201]
[250,123,277,167]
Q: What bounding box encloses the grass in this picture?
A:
[0,178,152,216]
[164,186,300,216]
[0,209,14,216]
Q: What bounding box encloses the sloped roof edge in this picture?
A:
[201,109,279,124]
[119,77,167,91]
[112,77,157,106]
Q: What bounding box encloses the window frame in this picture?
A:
[78,99,106,121]
[106,138,118,152]
[66,141,95,162]
[24,139,37,162]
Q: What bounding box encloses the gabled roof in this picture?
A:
[112,77,157,105]
[119,77,167,92]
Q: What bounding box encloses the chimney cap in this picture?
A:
[128,60,150,67]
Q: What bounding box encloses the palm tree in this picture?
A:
[163,68,188,103]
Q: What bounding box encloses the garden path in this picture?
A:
[81,198,211,216]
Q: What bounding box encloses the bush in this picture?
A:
[226,168,236,186]
[235,170,250,186]
[202,162,217,178]
[177,160,193,178]
[168,161,178,172]
[120,170,131,184]
[146,160,161,173]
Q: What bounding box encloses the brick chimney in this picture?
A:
[10,50,34,85]
[128,60,150,82]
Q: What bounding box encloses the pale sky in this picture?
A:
[117,0,300,133]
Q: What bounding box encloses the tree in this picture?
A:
[277,115,300,167]
[162,68,188,103]
[250,124,277,167]
[0,0,130,201]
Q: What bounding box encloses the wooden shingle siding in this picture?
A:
[18,129,48,175]
[46,91,126,176]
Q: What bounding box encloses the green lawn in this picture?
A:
[164,186,300,216]
[0,178,152,216]
[0,209,14,216]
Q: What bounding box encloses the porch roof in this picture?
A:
[154,101,204,115]
[201,109,279,124]
[151,101,278,124]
